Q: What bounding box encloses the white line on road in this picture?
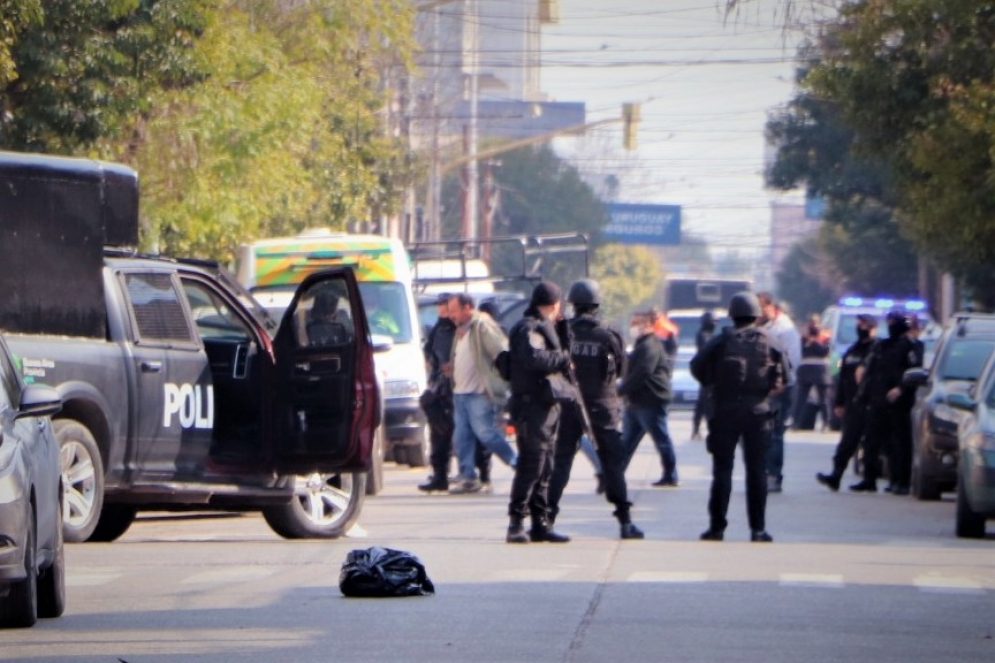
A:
[779,573,845,588]
[913,576,986,594]
[181,567,277,584]
[628,571,709,583]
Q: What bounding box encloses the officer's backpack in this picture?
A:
[716,327,773,396]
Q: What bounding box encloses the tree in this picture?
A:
[775,236,835,320]
[0,1,417,264]
[765,46,920,299]
[805,0,995,307]
[590,243,662,324]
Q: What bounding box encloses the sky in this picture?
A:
[538,0,814,257]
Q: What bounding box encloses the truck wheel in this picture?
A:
[0,507,38,628]
[365,424,386,496]
[955,478,986,539]
[88,505,137,543]
[262,472,366,539]
[54,420,105,543]
[37,497,66,619]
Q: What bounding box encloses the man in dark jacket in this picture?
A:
[816,314,878,491]
[620,310,679,487]
[691,292,789,543]
[849,310,923,494]
[505,281,572,544]
[418,293,457,492]
[691,311,717,440]
[547,279,644,540]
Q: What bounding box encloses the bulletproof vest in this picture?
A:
[568,317,618,399]
[716,326,772,399]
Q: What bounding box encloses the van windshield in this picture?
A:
[358,282,413,343]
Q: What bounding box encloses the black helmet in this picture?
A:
[567,279,601,307]
[728,291,761,319]
[886,309,911,333]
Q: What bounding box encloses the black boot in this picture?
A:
[595,473,606,495]
[417,475,449,492]
[529,519,570,543]
[816,472,840,492]
[620,522,645,539]
[506,517,528,544]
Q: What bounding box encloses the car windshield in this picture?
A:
[938,339,995,381]
[669,314,729,350]
[358,282,413,343]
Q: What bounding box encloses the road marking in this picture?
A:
[181,567,276,584]
[779,573,844,588]
[495,569,573,581]
[913,576,986,595]
[628,571,709,583]
[66,572,122,587]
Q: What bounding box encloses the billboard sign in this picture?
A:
[603,202,681,245]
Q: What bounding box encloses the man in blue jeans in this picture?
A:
[446,293,517,494]
[620,310,679,486]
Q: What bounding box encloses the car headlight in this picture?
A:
[384,379,421,399]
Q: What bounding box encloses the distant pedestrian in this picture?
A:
[849,310,923,494]
[691,311,717,441]
[620,310,679,487]
[446,293,517,494]
[505,281,572,543]
[816,314,878,491]
[418,293,457,493]
[793,315,831,430]
[547,279,645,540]
[756,292,800,493]
[692,292,789,543]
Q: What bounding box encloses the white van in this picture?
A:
[235,230,428,479]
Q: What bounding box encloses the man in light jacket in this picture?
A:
[446,293,517,494]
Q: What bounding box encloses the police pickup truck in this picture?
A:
[1,151,380,542]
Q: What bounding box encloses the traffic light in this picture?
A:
[622,102,640,151]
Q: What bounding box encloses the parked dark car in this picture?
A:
[904,313,995,500]
[945,345,995,538]
[0,334,65,628]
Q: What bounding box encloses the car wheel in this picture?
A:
[365,424,386,496]
[0,508,38,628]
[955,477,986,539]
[405,425,429,468]
[262,472,366,539]
[391,443,408,466]
[54,420,105,543]
[911,443,941,501]
[37,496,66,619]
[88,505,138,543]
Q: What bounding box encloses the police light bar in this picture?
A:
[838,296,927,311]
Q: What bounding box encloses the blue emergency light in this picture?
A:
[838,296,927,311]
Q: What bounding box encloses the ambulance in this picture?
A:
[235,230,428,480]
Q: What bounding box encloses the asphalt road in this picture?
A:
[2,411,992,662]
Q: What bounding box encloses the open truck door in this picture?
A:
[271,268,379,475]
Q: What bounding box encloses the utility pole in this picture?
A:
[462,0,480,242]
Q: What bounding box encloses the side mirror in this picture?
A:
[371,333,394,353]
[16,384,63,419]
[903,367,929,388]
[946,391,976,411]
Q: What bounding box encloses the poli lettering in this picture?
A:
[163,383,215,429]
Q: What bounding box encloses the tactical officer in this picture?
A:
[418,293,457,492]
[849,310,923,494]
[505,281,573,544]
[816,314,878,491]
[691,292,789,543]
[546,279,644,540]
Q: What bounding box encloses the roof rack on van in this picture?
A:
[408,233,589,290]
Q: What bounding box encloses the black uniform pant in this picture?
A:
[863,404,913,487]
[423,391,492,483]
[793,364,830,429]
[830,403,867,479]
[706,405,771,533]
[548,400,630,524]
[508,400,560,523]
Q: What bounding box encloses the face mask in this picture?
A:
[856,326,870,340]
[629,325,643,341]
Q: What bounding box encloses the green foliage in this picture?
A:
[765,44,919,299]
[775,236,836,321]
[0,0,42,87]
[0,1,417,264]
[805,0,995,306]
[590,243,662,323]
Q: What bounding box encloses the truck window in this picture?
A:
[181,280,252,342]
[298,281,355,348]
[123,273,196,344]
[357,282,412,343]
